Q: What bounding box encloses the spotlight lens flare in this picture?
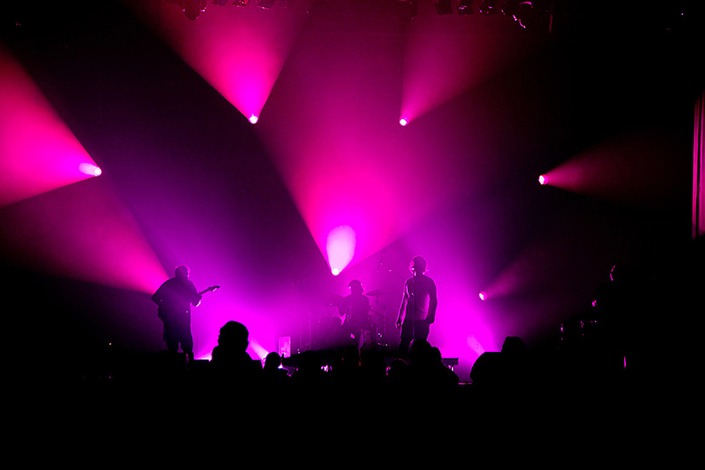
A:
[326,225,356,276]
[538,174,546,185]
[249,114,259,124]
[399,117,408,126]
[79,163,102,177]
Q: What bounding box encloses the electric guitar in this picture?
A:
[155,284,221,321]
[199,285,221,295]
[195,285,220,307]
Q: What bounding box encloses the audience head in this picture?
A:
[217,320,249,351]
[408,338,433,365]
[501,336,527,356]
[264,351,282,370]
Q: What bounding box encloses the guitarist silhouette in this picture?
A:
[152,265,220,365]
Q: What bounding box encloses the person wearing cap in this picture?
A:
[340,279,373,350]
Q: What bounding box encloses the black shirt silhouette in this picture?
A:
[152,265,203,362]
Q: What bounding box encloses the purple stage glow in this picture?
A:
[1,2,696,381]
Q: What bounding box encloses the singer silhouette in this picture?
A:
[396,256,437,357]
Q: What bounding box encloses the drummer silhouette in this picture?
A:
[340,280,373,349]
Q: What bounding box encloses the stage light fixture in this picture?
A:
[511,1,535,29]
[458,0,473,15]
[435,0,453,15]
[478,0,497,15]
[499,0,518,16]
[79,163,102,177]
[233,0,250,6]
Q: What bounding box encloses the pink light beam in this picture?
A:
[0,44,101,208]
[401,8,546,123]
[326,225,356,275]
[125,0,312,122]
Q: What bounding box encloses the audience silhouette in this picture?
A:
[260,351,292,400]
[385,357,410,391]
[290,349,331,396]
[208,320,262,394]
[328,343,364,393]
[412,339,459,387]
[469,335,534,406]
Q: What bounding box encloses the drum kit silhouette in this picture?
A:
[314,288,393,350]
